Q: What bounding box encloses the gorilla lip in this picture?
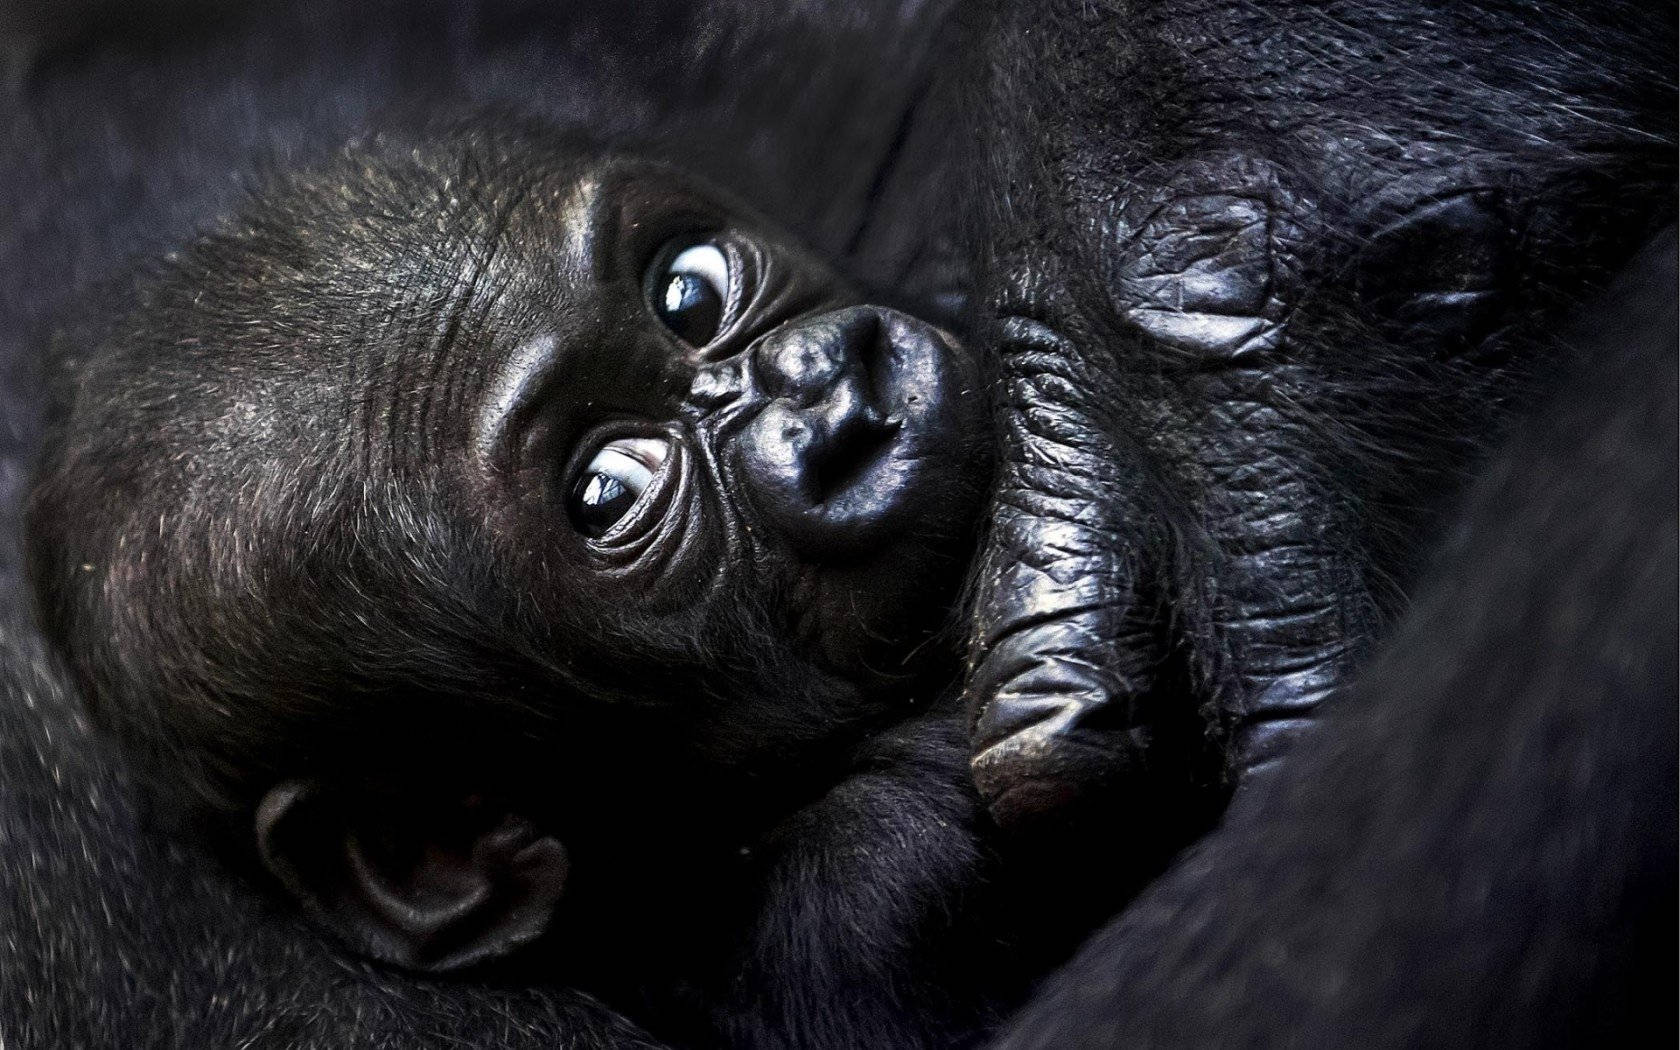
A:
[800,414,905,515]
[831,317,963,512]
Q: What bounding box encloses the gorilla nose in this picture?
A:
[754,307,882,407]
[736,306,962,555]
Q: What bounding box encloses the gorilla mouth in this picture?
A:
[804,412,905,513]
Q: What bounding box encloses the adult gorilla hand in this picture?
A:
[962,0,1675,827]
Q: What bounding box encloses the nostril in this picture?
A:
[850,312,891,408]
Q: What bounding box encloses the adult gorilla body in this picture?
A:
[964,0,1676,813]
[963,0,1677,1043]
[999,234,1678,1045]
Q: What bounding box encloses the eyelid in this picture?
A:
[594,436,670,477]
[586,445,655,495]
[718,239,746,334]
[566,427,681,547]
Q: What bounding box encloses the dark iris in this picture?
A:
[648,240,731,347]
[566,438,668,539]
[655,272,724,346]
[570,472,638,538]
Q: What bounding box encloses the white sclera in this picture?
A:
[665,243,730,311]
[585,437,671,499]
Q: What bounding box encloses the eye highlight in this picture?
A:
[648,240,732,347]
[568,436,671,539]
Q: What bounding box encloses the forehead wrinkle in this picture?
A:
[406,179,534,470]
[455,171,620,478]
[351,160,609,489]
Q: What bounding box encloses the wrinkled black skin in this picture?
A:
[999,229,1677,1048]
[1,4,1025,1049]
[957,0,1678,1042]
[961,0,1677,827]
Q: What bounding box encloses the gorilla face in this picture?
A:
[472,155,986,691]
[27,126,990,970]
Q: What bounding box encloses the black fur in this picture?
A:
[0,610,666,1048]
[2,1,1674,1047]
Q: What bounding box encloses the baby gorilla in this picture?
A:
[28,122,1004,1047]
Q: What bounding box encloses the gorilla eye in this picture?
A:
[649,241,732,347]
[568,436,671,539]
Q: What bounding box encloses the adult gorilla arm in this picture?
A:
[962,0,1676,823]
[997,230,1677,1048]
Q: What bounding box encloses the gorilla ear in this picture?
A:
[254,780,569,972]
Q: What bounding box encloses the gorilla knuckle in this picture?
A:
[1349,179,1518,363]
[1100,154,1310,366]
[964,509,1166,823]
[966,616,1157,826]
